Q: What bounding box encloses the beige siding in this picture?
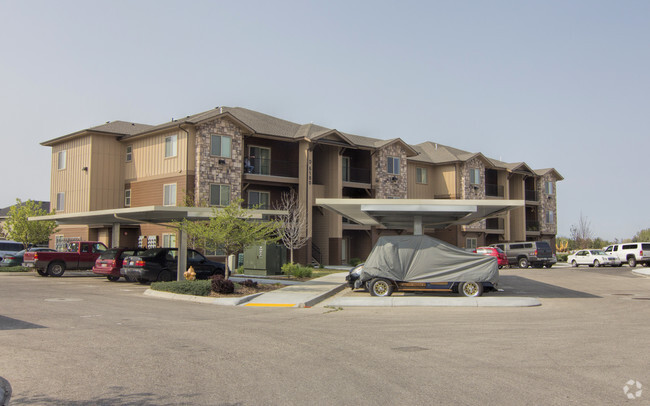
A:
[89,134,124,211]
[129,175,191,207]
[433,165,457,198]
[51,137,92,213]
[407,163,436,198]
[124,130,190,182]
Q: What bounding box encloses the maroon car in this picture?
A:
[477,246,508,269]
[92,247,146,281]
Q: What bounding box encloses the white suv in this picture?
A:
[603,243,650,267]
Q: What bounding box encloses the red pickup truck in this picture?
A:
[23,241,108,277]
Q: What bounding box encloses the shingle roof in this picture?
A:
[0,201,50,217]
[42,121,153,146]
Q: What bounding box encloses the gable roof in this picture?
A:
[534,168,564,180]
[0,201,50,218]
[42,121,153,146]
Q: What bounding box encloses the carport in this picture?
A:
[28,206,285,280]
[315,198,524,234]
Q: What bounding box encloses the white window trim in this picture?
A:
[210,134,232,158]
[56,192,65,211]
[162,233,177,248]
[466,237,477,249]
[470,168,481,185]
[210,184,231,206]
[126,145,133,162]
[124,189,131,207]
[248,145,271,175]
[165,135,178,158]
[546,210,555,224]
[546,181,554,195]
[57,150,66,170]
[387,156,400,175]
[163,183,177,206]
[416,167,427,184]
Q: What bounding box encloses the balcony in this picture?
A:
[525,190,538,202]
[343,166,372,188]
[486,217,505,231]
[244,158,299,184]
[485,183,505,198]
[526,220,540,234]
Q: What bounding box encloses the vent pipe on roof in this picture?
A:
[219,107,223,114]
[435,143,438,150]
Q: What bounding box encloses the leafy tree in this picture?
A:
[591,237,611,249]
[274,190,309,264]
[632,228,650,242]
[176,199,279,279]
[3,199,58,249]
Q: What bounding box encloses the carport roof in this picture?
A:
[29,206,286,226]
[316,199,524,230]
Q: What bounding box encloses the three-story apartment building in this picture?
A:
[42,106,562,265]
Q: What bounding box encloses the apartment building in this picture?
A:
[42,106,562,265]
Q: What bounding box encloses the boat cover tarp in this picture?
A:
[358,235,498,285]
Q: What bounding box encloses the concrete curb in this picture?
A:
[325,296,542,307]
[144,289,263,306]
[632,268,650,277]
[302,283,348,308]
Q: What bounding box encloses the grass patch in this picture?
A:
[310,268,349,278]
[0,266,30,272]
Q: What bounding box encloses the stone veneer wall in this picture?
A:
[538,173,558,235]
[374,143,408,199]
[461,157,486,231]
[194,118,244,205]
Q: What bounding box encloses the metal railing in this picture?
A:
[312,243,322,266]
[486,218,504,230]
[526,220,540,231]
[245,158,299,178]
[525,190,538,201]
[343,167,371,184]
[485,184,505,197]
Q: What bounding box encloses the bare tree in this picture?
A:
[274,190,309,264]
[570,212,593,249]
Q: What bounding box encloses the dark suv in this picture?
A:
[122,248,225,283]
[490,241,554,268]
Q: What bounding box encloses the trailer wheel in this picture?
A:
[459,281,483,297]
[107,276,120,282]
[369,278,394,297]
[36,269,48,277]
[47,262,66,277]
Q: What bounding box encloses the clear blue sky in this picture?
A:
[1,0,648,241]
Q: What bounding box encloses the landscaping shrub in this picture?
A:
[151,280,211,296]
[236,266,245,274]
[239,279,258,288]
[211,274,235,294]
[281,263,313,278]
[349,257,362,266]
[557,253,568,262]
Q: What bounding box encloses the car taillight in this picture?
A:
[135,260,145,267]
[534,250,538,256]
[640,250,643,256]
[33,253,38,260]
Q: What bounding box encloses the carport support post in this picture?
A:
[413,216,423,236]
[111,223,121,248]
[177,229,187,281]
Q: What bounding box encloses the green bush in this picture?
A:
[556,253,568,263]
[236,266,245,274]
[349,258,362,266]
[281,263,313,278]
[151,280,211,296]
[0,266,29,272]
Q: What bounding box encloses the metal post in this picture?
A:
[111,223,121,248]
[178,229,187,281]
[413,216,423,235]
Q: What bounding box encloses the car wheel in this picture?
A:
[47,262,66,277]
[459,281,483,297]
[107,276,120,282]
[36,269,48,277]
[545,264,553,269]
[158,270,173,282]
[369,278,394,297]
[628,257,637,267]
[137,278,150,285]
[518,257,529,268]
[594,260,601,267]
[571,260,578,267]
[498,265,503,269]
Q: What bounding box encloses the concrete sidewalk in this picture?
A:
[242,272,348,308]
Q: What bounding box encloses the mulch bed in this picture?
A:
[208,283,284,298]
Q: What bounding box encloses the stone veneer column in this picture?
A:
[374,143,408,199]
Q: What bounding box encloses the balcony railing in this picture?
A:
[246,158,299,178]
[525,190,538,201]
[526,220,540,232]
[486,218,504,230]
[485,183,505,197]
[343,167,371,184]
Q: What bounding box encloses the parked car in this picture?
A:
[23,241,108,277]
[477,246,508,268]
[0,247,56,267]
[0,240,25,261]
[602,243,650,267]
[490,241,554,268]
[349,235,498,297]
[567,249,622,267]
[122,248,226,284]
[92,247,146,281]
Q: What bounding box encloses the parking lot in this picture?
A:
[1,266,650,405]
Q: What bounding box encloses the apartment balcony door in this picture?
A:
[249,146,270,175]
[341,237,349,264]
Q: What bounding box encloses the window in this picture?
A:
[162,233,176,248]
[56,192,65,211]
[546,210,555,224]
[210,135,232,158]
[387,157,400,175]
[466,238,477,249]
[124,189,131,207]
[545,181,554,195]
[57,150,66,170]
[163,184,176,206]
[416,167,427,184]
[126,145,133,162]
[165,135,177,158]
[342,156,350,182]
[210,184,230,206]
[248,191,270,209]
[470,168,480,185]
[249,146,271,175]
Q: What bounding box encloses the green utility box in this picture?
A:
[243,243,286,275]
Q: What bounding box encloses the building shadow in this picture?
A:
[495,275,600,298]
[0,315,46,331]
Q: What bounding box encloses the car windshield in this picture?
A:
[140,248,173,257]
[99,249,120,259]
[495,247,505,254]
[590,250,606,255]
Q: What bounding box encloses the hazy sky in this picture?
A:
[1,0,648,241]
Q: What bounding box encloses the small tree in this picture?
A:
[274,190,309,264]
[3,199,58,249]
[570,212,593,249]
[177,199,279,279]
[633,228,650,242]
